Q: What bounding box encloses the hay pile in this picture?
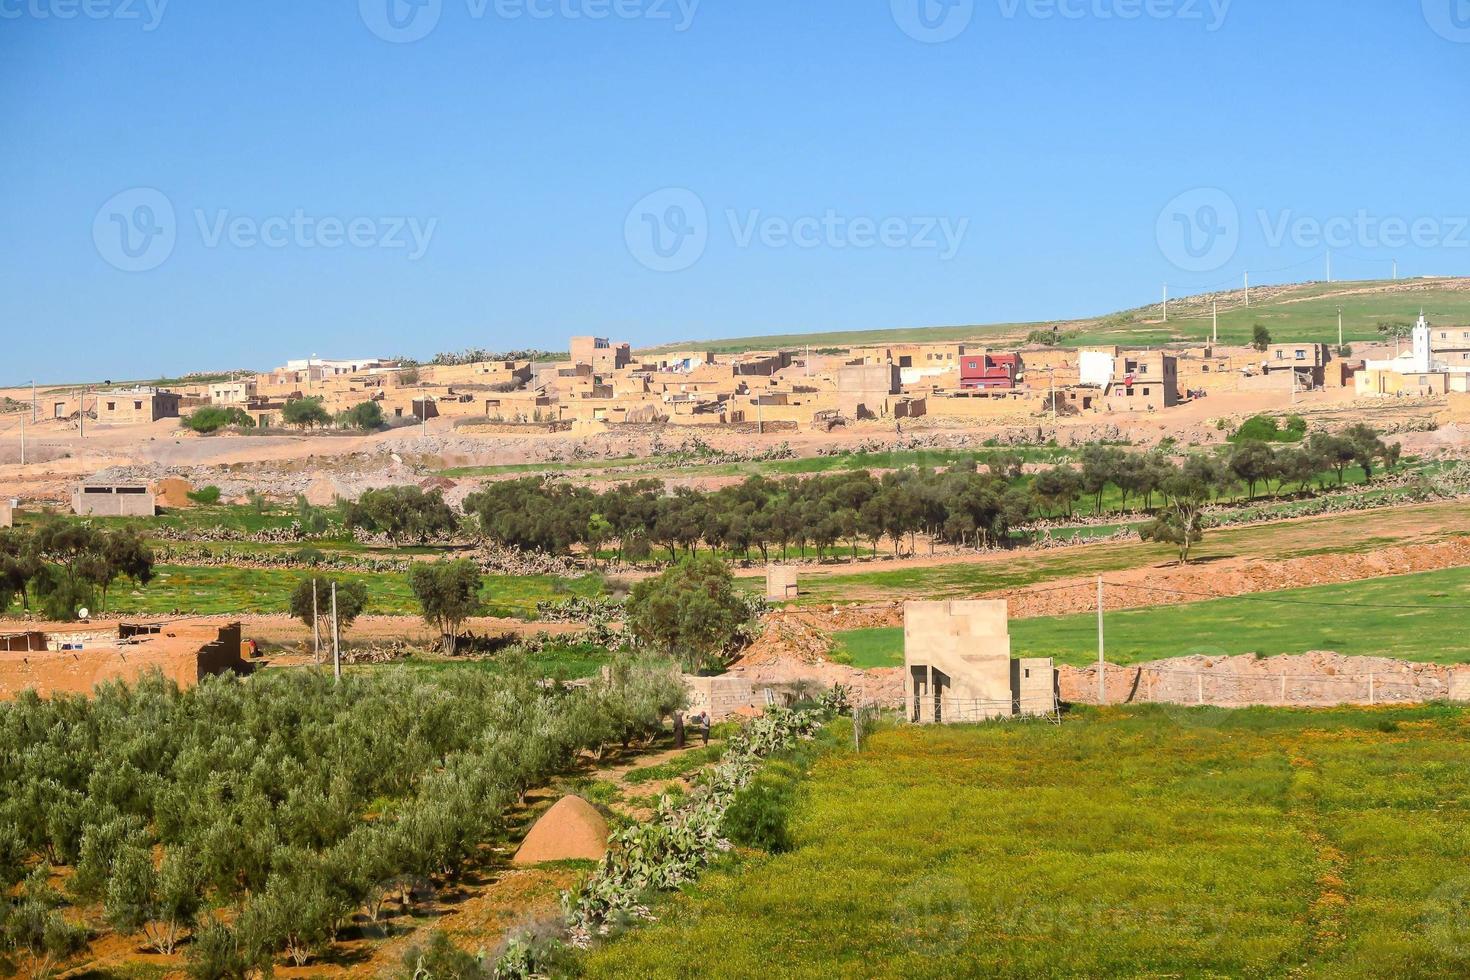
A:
[512,795,608,866]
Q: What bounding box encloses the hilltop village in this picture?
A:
[27,315,1467,439]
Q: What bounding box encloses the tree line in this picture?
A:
[0,660,687,976]
[0,522,154,620]
[340,427,1399,563]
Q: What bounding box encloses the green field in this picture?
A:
[1072,279,1470,348]
[633,278,1470,355]
[830,565,1470,669]
[100,564,604,619]
[769,497,1470,608]
[583,705,1470,978]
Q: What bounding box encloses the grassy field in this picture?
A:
[768,498,1470,607]
[583,705,1470,978]
[1072,279,1470,348]
[830,564,1470,668]
[100,565,604,618]
[344,643,613,682]
[633,278,1470,355]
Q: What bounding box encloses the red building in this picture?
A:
[960,352,1022,390]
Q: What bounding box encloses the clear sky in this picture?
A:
[2,1,1468,382]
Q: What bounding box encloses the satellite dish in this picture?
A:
[78,608,90,620]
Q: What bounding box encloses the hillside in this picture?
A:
[642,277,1470,354]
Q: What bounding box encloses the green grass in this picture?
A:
[1012,566,1470,667]
[831,627,906,669]
[99,565,604,618]
[357,642,613,681]
[582,704,1470,978]
[632,278,1470,355]
[831,565,1470,669]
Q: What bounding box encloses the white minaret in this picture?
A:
[1410,312,1433,374]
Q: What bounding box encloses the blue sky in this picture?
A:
[2,1,1467,382]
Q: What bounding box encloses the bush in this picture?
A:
[722,758,802,853]
[1230,414,1306,444]
[343,401,385,432]
[183,407,255,434]
[187,486,222,505]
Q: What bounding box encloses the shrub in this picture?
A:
[183,407,255,434]
[722,758,802,853]
[1230,414,1306,444]
[187,485,222,505]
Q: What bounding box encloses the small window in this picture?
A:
[1295,350,1306,360]
[106,401,116,411]
[1142,387,1151,396]
[1275,351,1285,360]
[134,400,143,410]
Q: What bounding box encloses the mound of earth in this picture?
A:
[512,795,608,866]
[153,476,194,508]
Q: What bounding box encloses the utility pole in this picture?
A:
[1212,301,1218,346]
[312,579,320,663]
[19,416,24,466]
[1162,284,1168,323]
[1244,271,1251,307]
[1337,307,1344,349]
[756,396,764,436]
[79,387,86,438]
[331,582,341,682]
[1096,577,1106,706]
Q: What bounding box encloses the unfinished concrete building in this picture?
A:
[837,363,901,420]
[904,600,1055,723]
[570,336,632,374]
[766,565,799,602]
[73,481,156,517]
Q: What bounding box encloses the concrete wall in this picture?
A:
[766,565,799,601]
[73,484,156,517]
[0,501,11,528]
[684,674,762,723]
